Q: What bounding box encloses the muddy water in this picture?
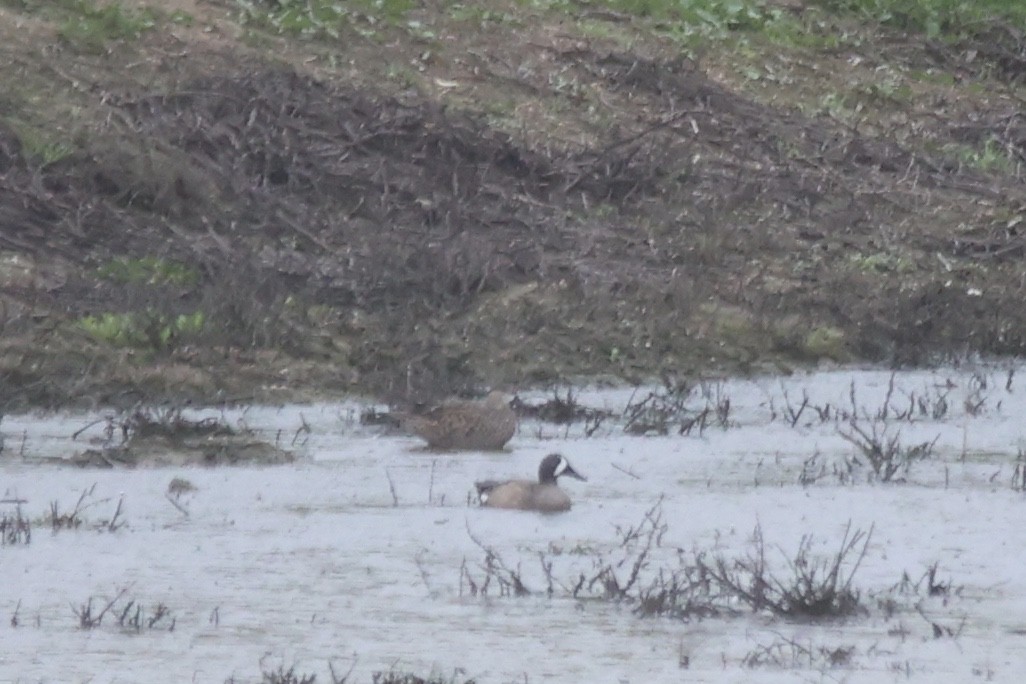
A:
[2,365,1026,682]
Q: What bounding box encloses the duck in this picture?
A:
[399,390,517,451]
[475,453,586,512]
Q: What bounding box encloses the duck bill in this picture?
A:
[564,464,587,482]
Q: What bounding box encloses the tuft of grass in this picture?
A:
[803,326,848,361]
[944,137,1017,174]
[6,120,75,165]
[847,251,915,274]
[96,257,200,287]
[622,376,732,436]
[57,1,159,53]
[465,501,872,622]
[811,0,1026,40]
[372,669,476,684]
[742,636,857,669]
[258,665,316,684]
[838,420,939,482]
[0,504,32,546]
[236,0,417,39]
[701,521,872,619]
[583,0,779,29]
[72,586,174,631]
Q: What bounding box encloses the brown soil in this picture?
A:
[1,1,1025,410]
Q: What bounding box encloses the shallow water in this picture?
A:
[2,365,1026,682]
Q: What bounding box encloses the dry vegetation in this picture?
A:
[0,0,1025,409]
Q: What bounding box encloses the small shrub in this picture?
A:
[509,388,613,437]
[259,665,316,684]
[464,505,872,621]
[697,522,872,619]
[623,377,731,436]
[837,420,938,482]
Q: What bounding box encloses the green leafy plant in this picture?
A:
[812,0,1026,40]
[57,1,159,52]
[11,125,74,165]
[78,309,206,351]
[96,257,200,287]
[236,0,416,39]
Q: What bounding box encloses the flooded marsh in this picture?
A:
[2,365,1026,682]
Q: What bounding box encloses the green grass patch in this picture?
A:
[235,0,417,39]
[811,0,1026,39]
[944,137,1017,174]
[78,310,206,351]
[507,0,792,45]
[96,257,200,288]
[56,1,159,52]
[847,251,915,274]
[1,0,161,51]
[8,121,75,165]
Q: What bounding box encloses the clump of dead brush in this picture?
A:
[121,405,236,442]
[918,561,956,599]
[372,668,476,684]
[117,599,175,632]
[49,484,126,532]
[258,665,316,684]
[75,404,237,449]
[571,504,715,618]
[772,374,960,429]
[883,562,967,641]
[222,665,318,684]
[511,387,613,437]
[72,586,175,632]
[837,420,938,483]
[882,561,959,611]
[460,523,531,597]
[568,500,669,600]
[463,503,872,622]
[699,522,871,619]
[228,658,473,684]
[0,499,31,545]
[1012,449,1026,492]
[623,377,732,436]
[741,634,857,670]
[543,500,722,620]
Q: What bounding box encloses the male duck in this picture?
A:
[475,453,586,512]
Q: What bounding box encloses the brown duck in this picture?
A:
[399,391,517,450]
[475,453,586,512]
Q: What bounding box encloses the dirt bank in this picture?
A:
[1,0,1025,410]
